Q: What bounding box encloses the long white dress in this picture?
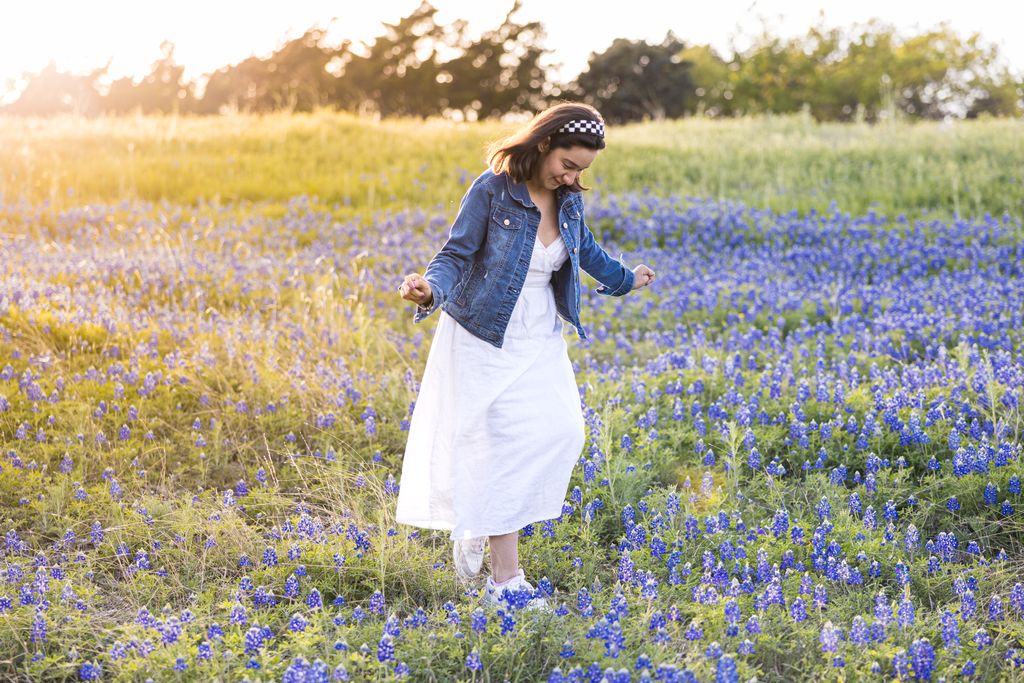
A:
[395,233,587,540]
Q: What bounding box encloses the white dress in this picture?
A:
[395,233,587,539]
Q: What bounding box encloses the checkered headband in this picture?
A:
[558,119,604,137]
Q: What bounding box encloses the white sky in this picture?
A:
[1,1,1021,104]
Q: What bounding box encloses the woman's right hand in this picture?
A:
[399,273,433,307]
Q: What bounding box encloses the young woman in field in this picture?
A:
[395,102,656,610]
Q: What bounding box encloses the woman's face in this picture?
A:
[533,143,598,190]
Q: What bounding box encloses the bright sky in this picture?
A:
[1,0,1020,104]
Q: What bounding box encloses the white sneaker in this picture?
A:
[452,536,486,580]
[482,568,551,613]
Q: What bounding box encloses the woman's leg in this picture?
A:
[488,531,519,583]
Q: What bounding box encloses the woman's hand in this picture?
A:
[631,264,655,290]
[399,273,434,307]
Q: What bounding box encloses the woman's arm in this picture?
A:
[578,204,635,297]
[413,177,490,323]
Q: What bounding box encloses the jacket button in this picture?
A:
[573,247,578,253]
[562,222,568,228]
[503,218,510,226]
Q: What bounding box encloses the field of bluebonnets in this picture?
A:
[1,111,1024,682]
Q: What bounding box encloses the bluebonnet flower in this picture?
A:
[904,524,920,553]
[78,662,102,680]
[897,595,915,629]
[284,574,300,598]
[962,590,977,620]
[907,637,936,680]
[377,634,395,662]
[747,447,761,470]
[715,655,738,683]
[683,621,703,641]
[243,625,266,654]
[816,496,831,520]
[850,616,869,646]
[497,609,516,637]
[988,595,1003,621]
[228,603,247,625]
[819,621,840,653]
[577,587,593,617]
[1010,583,1024,615]
[984,482,998,505]
[30,609,46,643]
[863,506,877,530]
[974,628,991,650]
[891,650,910,679]
[940,609,960,649]
[288,612,308,632]
[771,508,789,538]
[848,492,862,516]
[790,598,808,622]
[252,585,277,608]
[384,615,401,638]
[812,584,828,609]
[874,590,891,624]
[470,608,487,634]
[724,599,740,624]
[368,590,386,615]
[282,657,331,682]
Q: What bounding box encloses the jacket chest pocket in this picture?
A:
[486,205,524,272]
[491,206,523,231]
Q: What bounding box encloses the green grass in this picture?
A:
[2,109,1022,222]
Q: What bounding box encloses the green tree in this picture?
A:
[338,1,447,117]
[2,62,104,116]
[569,32,694,123]
[690,16,1024,121]
[675,44,730,116]
[103,41,195,114]
[439,0,552,119]
[198,29,342,114]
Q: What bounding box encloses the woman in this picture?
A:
[395,102,655,610]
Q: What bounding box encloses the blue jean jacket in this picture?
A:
[412,168,635,348]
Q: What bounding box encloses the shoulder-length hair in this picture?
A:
[486,101,606,193]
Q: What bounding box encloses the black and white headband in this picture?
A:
[558,119,604,137]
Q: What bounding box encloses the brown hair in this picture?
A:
[486,101,606,192]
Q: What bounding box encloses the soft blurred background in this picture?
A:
[3,0,1021,121]
[2,0,1022,219]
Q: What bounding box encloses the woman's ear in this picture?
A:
[538,136,550,153]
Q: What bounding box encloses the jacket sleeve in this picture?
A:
[578,203,635,297]
[413,178,490,323]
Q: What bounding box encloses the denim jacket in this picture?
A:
[412,167,635,348]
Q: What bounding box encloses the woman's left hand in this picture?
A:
[631,264,655,290]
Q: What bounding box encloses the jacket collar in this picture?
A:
[504,172,577,211]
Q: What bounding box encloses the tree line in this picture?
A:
[4,1,1021,122]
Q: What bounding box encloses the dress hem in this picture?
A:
[396,507,565,540]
